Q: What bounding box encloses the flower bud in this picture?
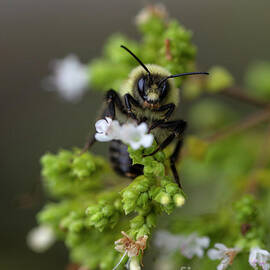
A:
[174,194,185,207]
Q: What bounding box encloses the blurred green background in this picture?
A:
[1,0,270,269]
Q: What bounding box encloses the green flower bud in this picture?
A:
[165,183,179,195]
[113,199,122,210]
[137,192,149,207]
[109,212,120,228]
[134,180,150,193]
[102,205,114,217]
[153,162,165,177]
[95,218,109,231]
[130,215,145,229]
[137,204,152,216]
[155,192,171,205]
[89,212,103,223]
[85,205,99,215]
[173,194,185,207]
[123,190,139,200]
[149,186,162,198]
[123,201,136,215]
[136,225,150,238]
[146,214,156,228]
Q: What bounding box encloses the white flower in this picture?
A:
[26,225,56,253]
[154,231,209,259]
[121,122,153,150]
[208,243,240,270]
[154,230,184,252]
[179,233,210,259]
[94,119,153,150]
[95,117,121,142]
[249,247,270,270]
[45,54,89,102]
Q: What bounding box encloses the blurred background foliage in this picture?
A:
[2,0,270,270]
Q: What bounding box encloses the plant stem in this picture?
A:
[220,87,269,108]
[206,108,270,143]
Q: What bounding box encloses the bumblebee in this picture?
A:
[84,45,208,188]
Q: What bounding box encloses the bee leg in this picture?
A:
[143,133,175,157]
[124,94,141,121]
[143,120,187,187]
[149,103,175,131]
[104,89,127,119]
[80,89,126,155]
[144,120,187,155]
[170,139,184,189]
[79,134,96,155]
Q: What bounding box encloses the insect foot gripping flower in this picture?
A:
[208,243,241,270]
[121,122,154,150]
[26,225,56,253]
[249,247,270,270]
[95,117,121,142]
[45,54,89,102]
[179,233,210,259]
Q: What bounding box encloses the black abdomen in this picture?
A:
[109,140,144,178]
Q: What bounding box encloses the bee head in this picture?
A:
[137,74,169,107]
[120,45,209,108]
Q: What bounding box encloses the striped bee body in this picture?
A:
[109,140,144,178]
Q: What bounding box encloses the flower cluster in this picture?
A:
[155,231,209,258]
[40,150,107,197]
[154,229,270,270]
[95,118,154,150]
[85,192,123,232]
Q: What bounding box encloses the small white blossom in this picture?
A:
[179,233,210,259]
[45,54,89,102]
[154,230,184,252]
[95,117,121,142]
[27,225,56,253]
[249,247,270,270]
[154,231,209,258]
[121,122,153,150]
[208,243,240,270]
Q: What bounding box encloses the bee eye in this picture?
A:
[160,81,168,100]
[137,77,145,95]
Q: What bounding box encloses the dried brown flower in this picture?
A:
[115,231,148,257]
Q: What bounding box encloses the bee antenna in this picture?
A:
[120,45,151,76]
[159,72,209,87]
